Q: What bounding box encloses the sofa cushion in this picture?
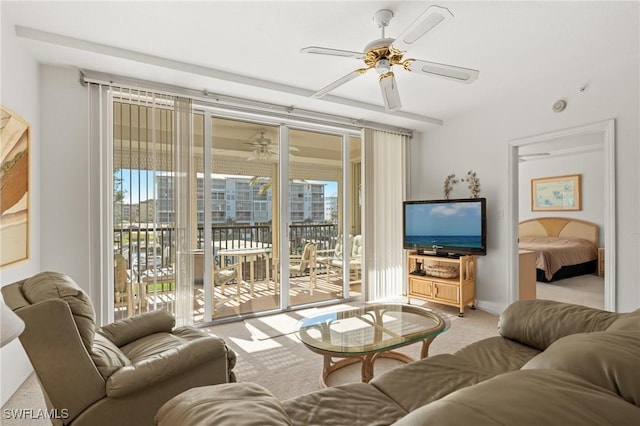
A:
[498,299,619,350]
[22,271,96,352]
[393,370,640,426]
[453,335,541,375]
[283,382,406,426]
[370,354,496,412]
[156,383,291,426]
[91,333,131,378]
[522,330,640,407]
[607,309,640,331]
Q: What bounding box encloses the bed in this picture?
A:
[518,217,599,282]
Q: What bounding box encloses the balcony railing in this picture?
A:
[114,223,339,280]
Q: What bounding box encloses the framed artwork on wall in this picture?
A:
[531,174,581,211]
[1,105,30,267]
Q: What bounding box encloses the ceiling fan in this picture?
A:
[300,5,479,112]
[245,131,299,161]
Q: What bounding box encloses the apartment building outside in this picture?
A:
[151,174,329,226]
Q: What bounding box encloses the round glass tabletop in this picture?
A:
[296,303,450,356]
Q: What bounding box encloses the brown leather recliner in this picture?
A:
[1,271,236,426]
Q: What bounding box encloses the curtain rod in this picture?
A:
[81,69,414,137]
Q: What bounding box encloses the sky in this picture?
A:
[405,201,483,237]
[117,170,151,204]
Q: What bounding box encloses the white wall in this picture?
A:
[519,150,604,244]
[408,52,639,314]
[39,65,105,323]
[0,6,40,406]
[39,67,92,288]
[1,63,104,404]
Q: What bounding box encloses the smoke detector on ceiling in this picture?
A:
[552,99,567,112]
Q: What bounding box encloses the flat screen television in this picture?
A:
[403,198,487,257]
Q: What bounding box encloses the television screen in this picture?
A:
[403,198,487,256]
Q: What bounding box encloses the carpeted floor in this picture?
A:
[536,273,604,309]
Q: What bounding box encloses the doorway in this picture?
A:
[507,119,616,311]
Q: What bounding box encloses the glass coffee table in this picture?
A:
[296,303,450,387]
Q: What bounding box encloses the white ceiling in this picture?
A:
[2,1,637,132]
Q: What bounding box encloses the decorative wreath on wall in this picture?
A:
[443,171,481,199]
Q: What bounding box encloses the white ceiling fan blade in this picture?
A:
[379,72,401,112]
[300,46,365,60]
[267,146,300,153]
[392,5,453,52]
[404,59,479,83]
[312,68,368,98]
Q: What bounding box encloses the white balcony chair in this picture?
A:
[318,235,362,283]
[193,251,241,311]
[272,242,318,296]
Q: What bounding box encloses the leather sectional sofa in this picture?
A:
[155,299,640,425]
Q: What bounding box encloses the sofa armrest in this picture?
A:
[155,383,292,426]
[98,309,175,347]
[498,299,619,350]
[106,334,228,397]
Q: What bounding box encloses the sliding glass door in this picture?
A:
[203,118,281,320]
[286,129,362,307]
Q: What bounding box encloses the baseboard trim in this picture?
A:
[475,299,506,317]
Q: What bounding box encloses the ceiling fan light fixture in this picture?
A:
[375,59,391,74]
[379,72,401,111]
[247,131,277,160]
[248,146,275,161]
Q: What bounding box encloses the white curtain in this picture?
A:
[363,128,408,301]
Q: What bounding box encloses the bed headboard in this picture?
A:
[519,217,599,247]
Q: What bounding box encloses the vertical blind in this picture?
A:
[90,84,196,324]
[172,96,195,326]
[363,128,407,301]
